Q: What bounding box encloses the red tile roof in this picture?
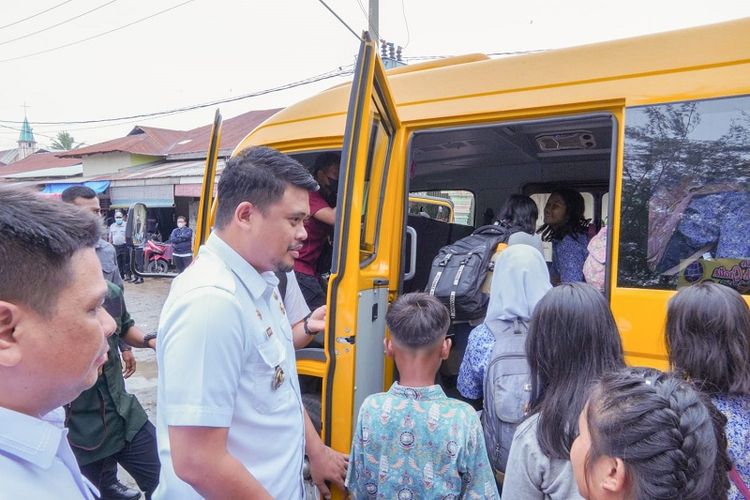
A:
[0,151,81,176]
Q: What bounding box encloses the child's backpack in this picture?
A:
[481,319,532,473]
[425,224,512,320]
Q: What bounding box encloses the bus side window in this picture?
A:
[619,95,750,294]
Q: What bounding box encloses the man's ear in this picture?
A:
[601,456,628,494]
[440,337,452,360]
[234,201,257,226]
[0,301,23,368]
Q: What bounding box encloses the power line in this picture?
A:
[2,66,354,127]
[0,0,120,48]
[0,123,57,140]
[400,0,410,49]
[0,0,196,64]
[0,0,75,30]
[317,0,361,41]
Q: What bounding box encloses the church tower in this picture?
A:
[17,115,36,161]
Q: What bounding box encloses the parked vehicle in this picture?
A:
[143,238,173,273]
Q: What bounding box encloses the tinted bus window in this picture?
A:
[618,95,750,293]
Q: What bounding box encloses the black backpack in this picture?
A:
[425,224,512,320]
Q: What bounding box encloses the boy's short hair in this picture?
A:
[61,185,97,203]
[386,292,450,348]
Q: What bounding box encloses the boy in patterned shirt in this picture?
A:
[346,293,499,499]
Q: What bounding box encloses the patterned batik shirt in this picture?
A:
[456,323,495,400]
[551,233,589,283]
[713,393,750,500]
[346,383,499,499]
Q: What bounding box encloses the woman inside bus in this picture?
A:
[495,194,544,253]
[665,282,750,498]
[538,188,590,284]
[502,282,624,500]
[457,244,551,401]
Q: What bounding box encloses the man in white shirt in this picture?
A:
[155,146,347,499]
[0,186,117,499]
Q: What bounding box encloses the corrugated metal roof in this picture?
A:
[166,108,280,158]
[92,159,225,183]
[0,151,82,178]
[58,126,187,158]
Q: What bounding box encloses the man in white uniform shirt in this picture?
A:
[154,146,347,499]
[0,186,117,499]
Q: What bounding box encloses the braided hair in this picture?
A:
[585,368,726,500]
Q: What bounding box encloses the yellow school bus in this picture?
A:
[221,19,750,490]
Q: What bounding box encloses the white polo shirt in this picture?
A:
[154,233,305,500]
[0,406,97,499]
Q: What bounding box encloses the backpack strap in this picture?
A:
[275,271,288,301]
[729,466,750,499]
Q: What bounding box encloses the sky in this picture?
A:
[2,0,750,151]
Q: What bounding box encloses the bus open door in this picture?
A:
[322,31,406,478]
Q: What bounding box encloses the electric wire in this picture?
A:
[0,0,75,30]
[0,0,196,64]
[400,0,410,49]
[3,66,355,127]
[317,0,361,41]
[0,0,120,48]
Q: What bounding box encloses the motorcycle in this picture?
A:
[143,238,173,273]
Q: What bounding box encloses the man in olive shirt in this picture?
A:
[66,282,159,499]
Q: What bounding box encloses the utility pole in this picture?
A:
[368,0,379,43]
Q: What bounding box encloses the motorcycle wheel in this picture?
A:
[147,260,169,273]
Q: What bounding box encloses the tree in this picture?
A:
[50,131,81,150]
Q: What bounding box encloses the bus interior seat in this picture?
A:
[403,215,450,293]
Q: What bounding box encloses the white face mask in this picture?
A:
[177,222,186,228]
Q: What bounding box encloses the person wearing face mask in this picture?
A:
[293,152,340,309]
[169,216,193,273]
[109,211,132,282]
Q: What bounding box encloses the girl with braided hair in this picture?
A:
[502,283,624,499]
[666,282,750,499]
[570,367,727,500]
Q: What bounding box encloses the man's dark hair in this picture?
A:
[526,282,624,459]
[666,281,750,395]
[0,186,101,316]
[386,292,450,349]
[312,152,341,176]
[497,194,538,234]
[61,185,97,203]
[215,146,318,228]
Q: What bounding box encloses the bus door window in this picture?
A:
[619,94,750,294]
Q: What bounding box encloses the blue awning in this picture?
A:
[42,181,110,195]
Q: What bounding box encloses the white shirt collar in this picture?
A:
[0,406,67,470]
[203,233,279,299]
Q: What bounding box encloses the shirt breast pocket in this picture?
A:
[251,335,293,413]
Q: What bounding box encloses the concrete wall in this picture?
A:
[82,153,161,177]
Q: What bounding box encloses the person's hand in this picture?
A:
[121,350,136,378]
[308,443,348,499]
[307,305,327,334]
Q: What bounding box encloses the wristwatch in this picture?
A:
[143,332,157,348]
[303,313,316,336]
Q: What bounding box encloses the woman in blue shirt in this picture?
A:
[538,188,590,284]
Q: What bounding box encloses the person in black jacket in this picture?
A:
[169,216,193,273]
